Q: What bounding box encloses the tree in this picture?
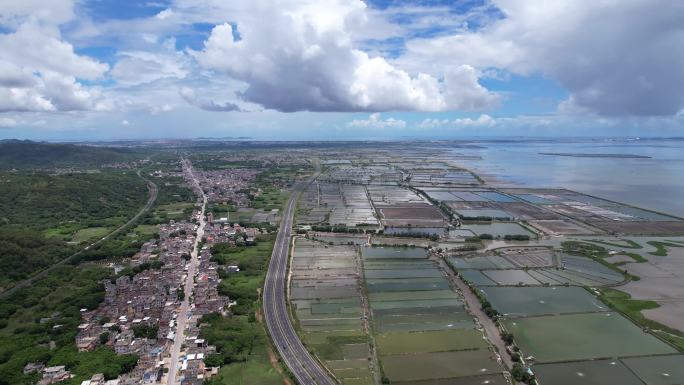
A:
[132,324,159,339]
[204,353,223,367]
[501,332,514,345]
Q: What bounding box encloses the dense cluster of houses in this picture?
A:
[174,227,232,385]
[196,169,259,205]
[72,219,199,384]
[25,159,277,385]
[67,165,235,384]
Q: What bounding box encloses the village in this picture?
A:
[27,159,270,385]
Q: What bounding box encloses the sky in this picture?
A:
[1,0,684,140]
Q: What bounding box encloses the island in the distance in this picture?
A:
[539,152,652,158]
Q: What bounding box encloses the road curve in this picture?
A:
[263,173,337,385]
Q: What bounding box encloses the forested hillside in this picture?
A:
[0,171,149,290]
[0,140,140,169]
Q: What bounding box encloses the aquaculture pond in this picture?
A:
[363,246,506,385]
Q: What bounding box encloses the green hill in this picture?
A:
[0,140,138,169]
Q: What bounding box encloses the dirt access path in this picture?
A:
[433,256,519,384]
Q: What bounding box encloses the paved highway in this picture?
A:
[263,172,338,385]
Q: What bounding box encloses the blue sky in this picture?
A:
[0,0,683,140]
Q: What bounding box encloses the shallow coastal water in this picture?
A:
[452,139,684,217]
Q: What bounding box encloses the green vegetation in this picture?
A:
[620,252,647,263]
[72,228,145,265]
[308,335,367,360]
[255,163,312,190]
[200,188,283,385]
[0,155,197,383]
[117,260,164,280]
[132,224,159,237]
[213,235,275,315]
[0,170,149,289]
[561,240,607,256]
[0,140,140,170]
[0,264,139,384]
[200,311,284,385]
[205,353,283,385]
[460,216,494,221]
[478,292,498,319]
[0,229,74,290]
[503,234,531,241]
[0,171,147,233]
[587,239,643,249]
[646,240,684,256]
[132,324,159,339]
[71,227,110,243]
[249,188,288,210]
[200,313,265,364]
[561,240,640,281]
[376,330,487,355]
[599,288,684,350]
[143,176,195,225]
[188,154,263,171]
[511,362,535,384]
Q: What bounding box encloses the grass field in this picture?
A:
[250,188,288,210]
[133,224,159,236]
[151,202,195,221]
[71,226,110,243]
[504,312,675,363]
[207,344,283,385]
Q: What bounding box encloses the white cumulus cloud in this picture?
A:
[418,114,496,129]
[191,1,498,113]
[0,7,109,113]
[111,39,189,86]
[401,0,684,116]
[347,113,406,129]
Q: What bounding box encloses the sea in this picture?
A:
[450,138,684,218]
